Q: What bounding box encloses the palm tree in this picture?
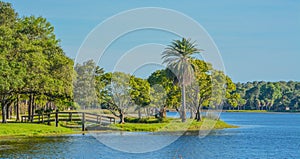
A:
[162,38,202,122]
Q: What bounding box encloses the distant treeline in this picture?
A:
[224,81,300,111]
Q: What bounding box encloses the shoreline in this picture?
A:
[0,119,238,138]
[168,109,300,114]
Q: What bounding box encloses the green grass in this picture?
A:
[0,123,74,137]
[111,118,238,132]
[226,110,268,113]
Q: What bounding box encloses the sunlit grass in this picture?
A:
[111,118,238,132]
[0,123,74,137]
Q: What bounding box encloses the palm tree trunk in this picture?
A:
[181,84,186,122]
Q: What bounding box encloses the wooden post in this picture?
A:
[55,110,59,127]
[100,115,102,125]
[82,112,85,131]
[69,112,72,122]
[97,115,101,125]
[47,114,50,125]
[42,114,44,123]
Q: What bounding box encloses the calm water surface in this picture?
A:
[1,113,299,158]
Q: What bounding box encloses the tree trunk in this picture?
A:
[28,95,32,121]
[145,108,149,117]
[9,103,13,119]
[1,99,7,123]
[6,103,10,119]
[2,105,7,123]
[16,94,20,121]
[119,110,125,124]
[195,105,201,122]
[159,106,167,118]
[181,84,186,122]
[31,95,35,122]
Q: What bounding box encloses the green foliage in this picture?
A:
[233,81,300,111]
[130,77,151,110]
[148,58,238,120]
[97,72,152,122]
[0,2,17,26]
[148,69,180,109]
[74,60,99,109]
[0,2,74,123]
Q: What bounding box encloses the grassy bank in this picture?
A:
[0,123,74,137]
[111,118,238,132]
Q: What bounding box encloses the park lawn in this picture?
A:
[0,123,74,137]
[111,118,238,132]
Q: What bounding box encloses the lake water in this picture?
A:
[1,113,299,158]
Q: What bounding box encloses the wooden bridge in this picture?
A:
[21,111,117,131]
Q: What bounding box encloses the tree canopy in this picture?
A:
[230,81,300,111]
[0,1,74,123]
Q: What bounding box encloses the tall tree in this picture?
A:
[99,72,134,124]
[148,84,167,118]
[147,69,180,118]
[74,60,98,109]
[0,2,24,123]
[186,59,212,121]
[130,77,150,119]
[162,38,201,122]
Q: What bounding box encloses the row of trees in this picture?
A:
[4,1,299,126]
[226,81,300,111]
[1,2,238,124]
[74,38,238,123]
[0,2,74,123]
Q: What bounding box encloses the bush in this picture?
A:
[124,117,171,123]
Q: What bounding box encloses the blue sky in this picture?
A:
[4,0,300,82]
